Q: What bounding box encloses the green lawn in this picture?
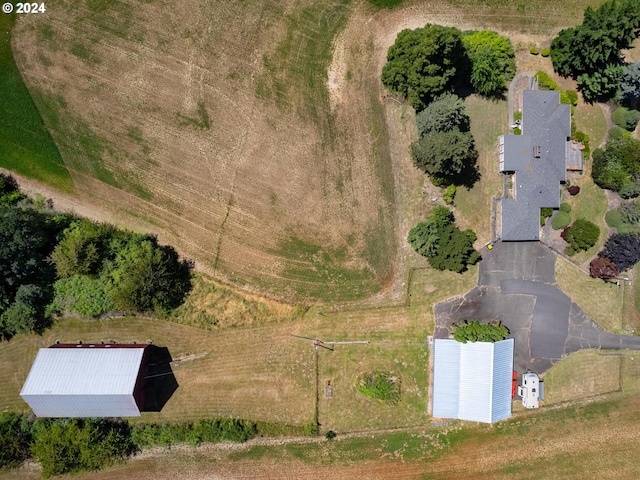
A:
[555,256,623,332]
[563,176,608,265]
[258,0,351,143]
[573,101,607,150]
[455,95,507,244]
[0,14,73,193]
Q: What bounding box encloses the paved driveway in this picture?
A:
[434,241,640,374]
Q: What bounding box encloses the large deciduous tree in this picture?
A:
[50,219,118,278]
[381,24,468,111]
[0,413,32,469]
[0,206,64,339]
[31,418,136,478]
[463,30,515,97]
[103,238,192,313]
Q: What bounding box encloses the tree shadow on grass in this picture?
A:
[139,345,179,412]
[451,161,482,189]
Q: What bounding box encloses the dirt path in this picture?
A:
[0,167,119,226]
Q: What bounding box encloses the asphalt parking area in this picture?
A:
[434,241,640,374]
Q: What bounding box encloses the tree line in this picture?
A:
[550,0,640,102]
[0,412,314,478]
[381,26,515,111]
[0,174,193,340]
[380,25,501,272]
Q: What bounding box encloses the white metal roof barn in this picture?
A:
[432,338,514,423]
[20,345,148,417]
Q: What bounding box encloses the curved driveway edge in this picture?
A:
[434,241,640,374]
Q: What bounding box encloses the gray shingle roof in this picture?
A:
[500,90,570,241]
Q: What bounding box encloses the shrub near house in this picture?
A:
[562,218,600,253]
[451,320,509,343]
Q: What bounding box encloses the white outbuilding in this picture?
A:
[20,344,149,417]
[432,338,514,423]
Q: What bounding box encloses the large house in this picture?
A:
[498,90,582,241]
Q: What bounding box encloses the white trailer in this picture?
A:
[518,371,544,409]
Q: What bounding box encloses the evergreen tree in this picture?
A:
[620,62,640,109]
[550,0,640,101]
[415,93,470,136]
[407,206,480,273]
[411,129,478,184]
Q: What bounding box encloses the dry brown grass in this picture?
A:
[0,317,315,425]
[541,349,622,405]
[12,0,394,302]
[555,256,623,332]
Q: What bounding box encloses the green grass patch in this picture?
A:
[555,257,623,332]
[573,102,607,154]
[33,95,151,200]
[177,101,210,130]
[70,42,101,65]
[634,263,640,313]
[563,178,608,264]
[230,426,468,463]
[367,0,405,8]
[258,0,351,144]
[81,0,141,42]
[356,371,401,405]
[542,350,622,404]
[455,95,507,243]
[271,235,379,302]
[0,14,73,193]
